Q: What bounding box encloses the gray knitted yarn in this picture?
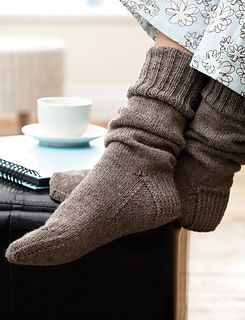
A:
[175,79,245,231]
[51,80,245,233]
[6,47,206,266]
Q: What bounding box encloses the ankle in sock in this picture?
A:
[175,80,245,232]
[6,47,207,265]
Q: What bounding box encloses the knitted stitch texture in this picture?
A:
[50,79,245,232]
[175,79,245,231]
[6,47,207,266]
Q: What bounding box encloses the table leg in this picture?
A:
[16,111,31,133]
[174,227,190,320]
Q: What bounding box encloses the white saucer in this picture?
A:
[22,123,107,147]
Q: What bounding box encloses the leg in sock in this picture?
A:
[48,31,194,203]
[175,80,245,231]
[52,80,245,233]
[6,47,207,266]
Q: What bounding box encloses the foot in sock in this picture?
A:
[175,80,245,231]
[5,47,207,266]
[50,80,245,232]
[50,169,90,203]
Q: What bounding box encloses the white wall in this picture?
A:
[0,18,153,120]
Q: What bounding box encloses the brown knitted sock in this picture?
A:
[50,82,245,233]
[6,47,207,266]
[50,170,90,202]
[175,80,245,231]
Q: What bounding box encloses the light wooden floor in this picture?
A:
[188,166,245,319]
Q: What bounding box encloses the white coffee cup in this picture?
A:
[37,97,93,137]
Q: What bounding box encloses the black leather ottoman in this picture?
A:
[0,181,188,320]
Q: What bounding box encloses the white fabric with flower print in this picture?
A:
[120,0,245,96]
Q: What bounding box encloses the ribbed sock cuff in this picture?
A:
[180,189,230,232]
[202,79,245,122]
[127,47,208,119]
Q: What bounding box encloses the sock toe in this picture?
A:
[5,225,61,265]
[6,237,36,265]
[50,170,87,202]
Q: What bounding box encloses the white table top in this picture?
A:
[0,135,104,177]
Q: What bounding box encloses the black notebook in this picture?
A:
[0,159,50,190]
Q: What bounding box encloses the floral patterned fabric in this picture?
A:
[120,0,245,96]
